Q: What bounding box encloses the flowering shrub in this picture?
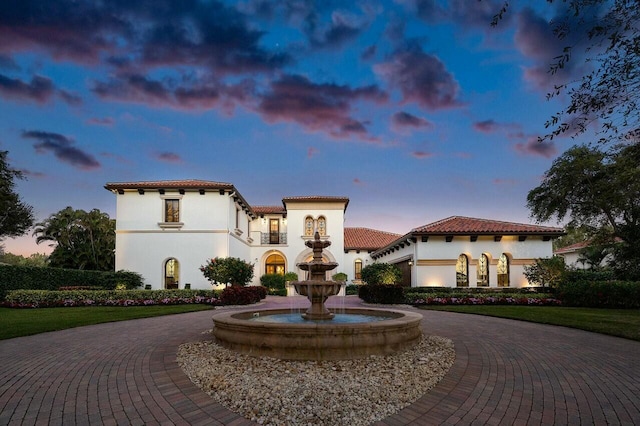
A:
[3,289,221,308]
[219,286,265,305]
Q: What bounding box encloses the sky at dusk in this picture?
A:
[1,0,598,256]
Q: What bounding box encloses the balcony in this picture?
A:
[261,232,287,245]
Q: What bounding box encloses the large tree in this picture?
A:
[527,143,640,278]
[33,207,115,271]
[493,0,640,145]
[0,151,34,240]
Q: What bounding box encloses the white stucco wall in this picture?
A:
[375,235,555,288]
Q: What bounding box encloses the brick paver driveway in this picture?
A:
[1,296,639,425]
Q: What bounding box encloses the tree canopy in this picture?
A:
[0,151,34,240]
[33,207,115,271]
[200,257,254,287]
[527,143,640,278]
[493,0,640,145]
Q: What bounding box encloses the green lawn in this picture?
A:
[422,305,640,341]
[0,304,214,340]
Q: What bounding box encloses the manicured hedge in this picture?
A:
[3,289,219,308]
[0,264,143,300]
[358,284,405,304]
[556,280,640,308]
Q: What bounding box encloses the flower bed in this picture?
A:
[3,289,221,308]
[406,293,561,306]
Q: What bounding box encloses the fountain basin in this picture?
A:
[212,308,423,360]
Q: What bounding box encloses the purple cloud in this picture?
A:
[514,7,588,92]
[18,169,46,178]
[256,74,387,141]
[155,152,183,163]
[392,111,433,132]
[472,119,521,134]
[0,74,54,103]
[92,74,247,111]
[402,0,511,28]
[0,0,290,75]
[375,45,462,111]
[514,136,557,159]
[87,117,115,126]
[307,147,319,158]
[22,130,100,170]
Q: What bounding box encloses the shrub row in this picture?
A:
[556,280,640,308]
[3,289,220,308]
[358,284,405,304]
[0,265,144,300]
[219,286,267,306]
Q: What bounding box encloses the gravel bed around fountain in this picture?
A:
[177,334,455,425]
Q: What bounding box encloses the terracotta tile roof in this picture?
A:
[554,241,590,255]
[104,179,255,218]
[104,180,234,191]
[344,227,402,250]
[253,205,286,215]
[411,216,565,235]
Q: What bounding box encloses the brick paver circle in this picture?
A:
[1,296,639,425]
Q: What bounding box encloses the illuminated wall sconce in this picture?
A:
[408,260,414,267]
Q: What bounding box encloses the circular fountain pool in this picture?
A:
[212,307,422,360]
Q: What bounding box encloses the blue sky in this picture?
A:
[1,0,597,255]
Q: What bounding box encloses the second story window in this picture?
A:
[317,216,326,236]
[305,216,314,236]
[164,199,180,222]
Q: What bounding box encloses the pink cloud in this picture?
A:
[514,136,557,159]
[353,178,364,185]
[87,117,115,126]
[307,147,319,158]
[493,178,518,185]
[411,150,434,159]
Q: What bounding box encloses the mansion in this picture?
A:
[105,180,565,290]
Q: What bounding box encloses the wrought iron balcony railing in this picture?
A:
[261,232,287,245]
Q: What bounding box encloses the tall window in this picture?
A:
[497,253,510,287]
[354,259,363,280]
[265,253,285,275]
[269,219,280,244]
[304,216,314,236]
[317,216,326,236]
[477,254,489,287]
[164,199,180,222]
[164,258,179,289]
[456,254,469,287]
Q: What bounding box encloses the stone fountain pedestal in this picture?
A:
[292,231,341,320]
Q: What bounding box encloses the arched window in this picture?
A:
[165,258,180,289]
[354,259,363,280]
[304,216,314,237]
[477,254,489,287]
[497,253,510,287]
[317,216,326,236]
[265,253,286,275]
[456,254,469,287]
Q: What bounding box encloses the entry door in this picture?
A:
[269,219,280,244]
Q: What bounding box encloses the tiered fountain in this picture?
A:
[212,232,422,360]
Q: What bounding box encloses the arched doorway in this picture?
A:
[265,253,286,275]
[164,258,179,289]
